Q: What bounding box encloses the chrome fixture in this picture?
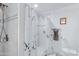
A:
[0,3,8,43]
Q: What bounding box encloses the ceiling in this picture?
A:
[30,3,76,15]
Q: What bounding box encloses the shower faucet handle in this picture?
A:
[6,34,9,41]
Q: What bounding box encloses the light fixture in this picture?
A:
[34,4,38,8]
[47,16,51,19]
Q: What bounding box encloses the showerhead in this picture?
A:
[0,3,8,7]
[0,3,2,6]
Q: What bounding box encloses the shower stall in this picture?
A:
[0,3,79,56]
[0,3,18,56]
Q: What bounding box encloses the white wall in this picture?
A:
[5,3,18,56]
[34,4,79,55]
[44,4,79,52]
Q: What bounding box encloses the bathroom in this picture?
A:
[21,3,79,56]
[0,3,79,56]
